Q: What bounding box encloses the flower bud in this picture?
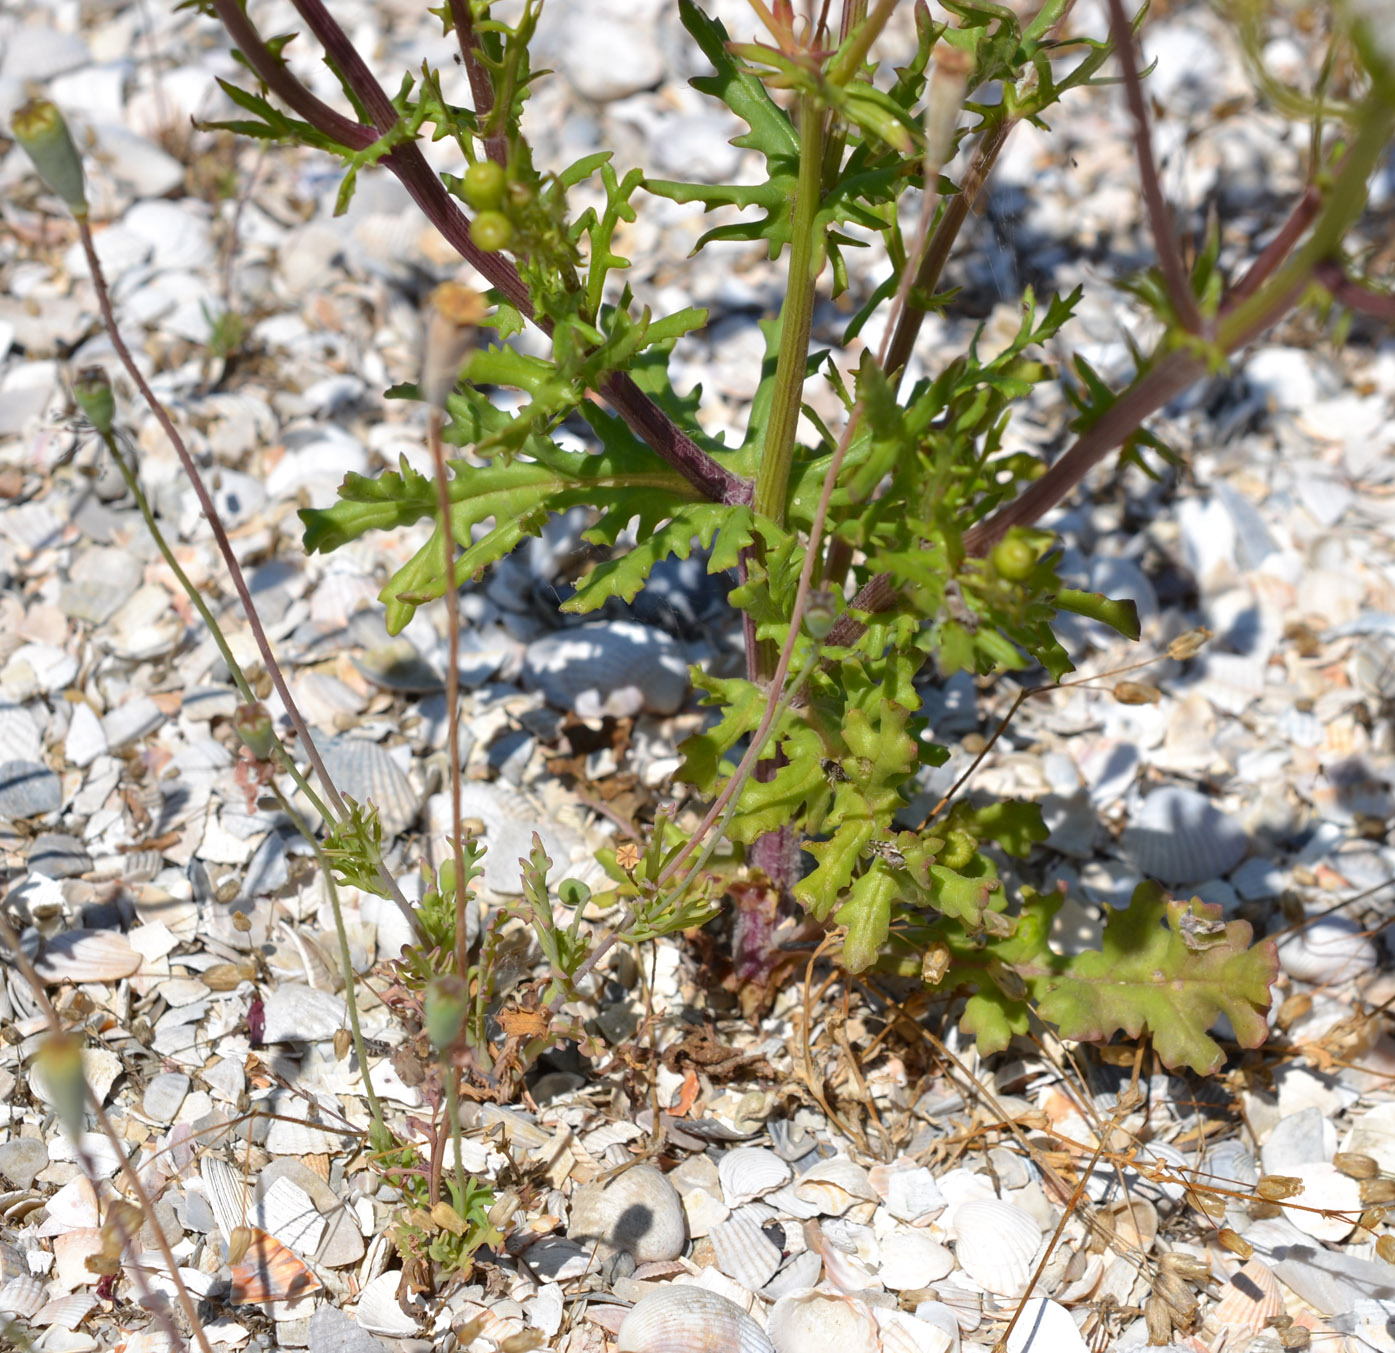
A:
[232,702,276,761]
[72,366,115,436]
[37,1032,88,1137]
[11,100,88,218]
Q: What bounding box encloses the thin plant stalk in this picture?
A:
[74,219,425,940]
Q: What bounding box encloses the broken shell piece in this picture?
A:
[710,1210,782,1290]
[1004,1298,1088,1353]
[32,929,141,983]
[1285,1162,1362,1243]
[952,1198,1043,1298]
[718,1148,792,1207]
[354,1270,418,1336]
[878,1228,955,1290]
[567,1163,687,1263]
[1277,916,1377,985]
[1203,1258,1285,1343]
[617,1285,773,1353]
[229,1228,321,1305]
[793,1158,877,1217]
[767,1289,878,1353]
[319,736,418,838]
[0,1274,45,1319]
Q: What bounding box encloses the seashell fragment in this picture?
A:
[1277,916,1377,985]
[32,929,141,983]
[353,1270,417,1336]
[1203,1258,1285,1343]
[568,1164,687,1262]
[1119,786,1248,884]
[876,1307,955,1353]
[718,1148,791,1207]
[260,984,347,1044]
[1285,1162,1362,1243]
[319,736,418,838]
[0,1274,46,1319]
[710,1209,782,1290]
[523,621,690,717]
[0,760,61,819]
[767,1289,878,1353]
[308,1303,393,1353]
[952,1198,1042,1298]
[1003,1298,1088,1353]
[878,1228,955,1290]
[618,1285,773,1353]
[793,1158,877,1217]
[26,833,91,880]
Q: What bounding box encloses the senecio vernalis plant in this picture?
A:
[16,0,1395,1083]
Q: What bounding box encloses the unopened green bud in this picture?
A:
[424,974,470,1052]
[232,702,276,761]
[72,366,115,435]
[11,100,88,218]
[37,1033,88,1137]
[803,590,838,641]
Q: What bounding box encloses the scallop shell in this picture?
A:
[710,1209,781,1290]
[762,1248,822,1300]
[252,1177,326,1257]
[0,1274,46,1318]
[1285,1162,1361,1243]
[718,1148,792,1207]
[617,1285,773,1353]
[766,1289,877,1353]
[33,1291,96,1330]
[1003,1298,1088,1353]
[1203,1258,1285,1342]
[567,1164,687,1263]
[260,984,347,1045]
[32,929,141,983]
[952,1198,1043,1298]
[1119,786,1248,884]
[1277,916,1377,984]
[792,1158,877,1217]
[319,736,418,838]
[522,621,690,717]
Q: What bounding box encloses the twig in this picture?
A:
[1104,0,1205,335]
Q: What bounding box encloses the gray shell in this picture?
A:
[1119,786,1247,884]
[618,1286,774,1353]
[568,1163,687,1262]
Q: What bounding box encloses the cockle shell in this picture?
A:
[319,735,418,838]
[32,929,141,983]
[567,1164,687,1262]
[878,1229,955,1290]
[710,1209,781,1290]
[952,1198,1043,1298]
[1120,786,1248,884]
[354,1270,418,1336]
[792,1158,877,1217]
[0,1274,45,1318]
[617,1285,774,1353]
[766,1289,878,1353]
[1277,916,1377,984]
[718,1148,791,1207]
[1203,1258,1285,1342]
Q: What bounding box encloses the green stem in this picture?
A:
[753,94,826,537]
[277,784,387,1141]
[99,428,335,825]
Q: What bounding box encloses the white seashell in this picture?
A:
[0,704,42,763]
[1285,1162,1361,1243]
[448,781,585,895]
[142,1073,190,1124]
[875,1307,954,1353]
[718,1148,791,1207]
[910,1303,960,1353]
[952,1198,1042,1298]
[354,1270,420,1337]
[27,833,91,880]
[32,929,141,983]
[253,1177,327,1257]
[567,1164,687,1262]
[767,1289,878,1353]
[1277,916,1377,984]
[0,1274,45,1318]
[1120,786,1248,884]
[522,621,690,717]
[878,1229,955,1290]
[1352,631,1395,699]
[260,984,347,1045]
[710,1209,781,1290]
[319,736,418,838]
[803,1219,877,1292]
[201,1156,250,1242]
[869,1161,946,1224]
[1003,1298,1088,1353]
[33,1291,96,1330]
[793,1158,877,1217]
[618,1285,774,1353]
[762,1248,821,1300]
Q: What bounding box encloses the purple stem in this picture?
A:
[214,0,746,505]
[1104,0,1204,335]
[446,0,508,165]
[1313,259,1395,319]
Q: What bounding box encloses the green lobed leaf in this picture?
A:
[1028,882,1279,1075]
